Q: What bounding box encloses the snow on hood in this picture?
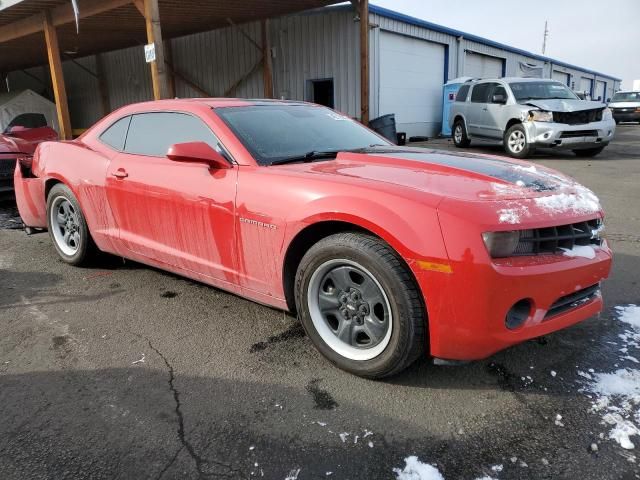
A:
[609,101,640,108]
[524,99,605,112]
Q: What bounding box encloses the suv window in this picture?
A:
[470,83,491,103]
[99,116,131,150]
[455,84,470,102]
[124,112,219,156]
[7,113,47,130]
[487,83,507,103]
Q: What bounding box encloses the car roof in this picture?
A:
[470,77,561,84]
[116,98,311,110]
[613,90,640,94]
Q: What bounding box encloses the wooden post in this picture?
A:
[42,11,72,139]
[358,0,370,125]
[95,54,111,115]
[143,0,169,100]
[261,19,274,99]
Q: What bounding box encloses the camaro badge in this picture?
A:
[239,217,277,230]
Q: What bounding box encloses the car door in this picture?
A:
[481,83,509,139]
[105,111,239,284]
[466,83,491,135]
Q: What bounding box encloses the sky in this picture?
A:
[372,0,640,89]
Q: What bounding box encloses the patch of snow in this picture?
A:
[498,208,522,224]
[550,370,557,377]
[474,477,498,480]
[284,468,301,480]
[561,245,597,259]
[533,185,600,216]
[368,441,374,448]
[393,457,444,480]
[490,464,503,473]
[579,305,640,450]
[513,164,537,173]
[339,432,349,443]
[554,414,565,427]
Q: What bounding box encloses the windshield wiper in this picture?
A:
[270,150,343,166]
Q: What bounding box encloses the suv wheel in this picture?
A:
[573,146,605,158]
[504,124,534,158]
[452,120,471,148]
[295,232,426,378]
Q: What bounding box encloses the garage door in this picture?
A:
[580,77,593,97]
[379,32,445,138]
[595,81,606,101]
[552,70,570,86]
[464,51,504,78]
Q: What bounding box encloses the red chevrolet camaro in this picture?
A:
[14,99,612,378]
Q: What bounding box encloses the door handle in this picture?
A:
[111,168,128,179]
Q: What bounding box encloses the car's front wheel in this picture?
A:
[46,183,96,266]
[295,232,426,378]
[452,119,471,148]
[573,146,605,158]
[504,124,534,158]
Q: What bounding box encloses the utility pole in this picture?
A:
[542,20,549,54]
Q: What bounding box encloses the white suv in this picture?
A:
[449,78,616,158]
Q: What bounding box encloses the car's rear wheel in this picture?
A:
[504,124,534,158]
[46,183,96,266]
[573,146,605,158]
[453,119,471,148]
[295,232,426,378]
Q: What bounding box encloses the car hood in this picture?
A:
[0,134,35,155]
[283,147,595,204]
[609,101,640,108]
[523,99,605,112]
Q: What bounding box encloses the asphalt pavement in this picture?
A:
[1,125,639,480]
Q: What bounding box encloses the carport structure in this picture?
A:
[0,0,371,139]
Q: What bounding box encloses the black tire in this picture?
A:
[295,232,426,378]
[452,119,471,148]
[503,123,534,158]
[46,183,96,266]
[573,146,605,158]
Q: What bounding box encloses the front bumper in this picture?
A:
[418,207,612,361]
[523,119,615,150]
[612,111,640,122]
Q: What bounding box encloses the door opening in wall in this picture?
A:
[307,78,334,108]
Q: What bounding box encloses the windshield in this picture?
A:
[214,104,390,165]
[509,81,579,102]
[611,92,640,102]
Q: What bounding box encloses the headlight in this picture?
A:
[482,231,520,258]
[602,107,613,121]
[528,110,553,122]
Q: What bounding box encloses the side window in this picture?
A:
[487,83,507,103]
[470,83,491,103]
[7,113,47,129]
[124,112,219,156]
[99,116,131,151]
[455,84,470,102]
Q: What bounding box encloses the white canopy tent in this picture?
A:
[0,89,58,133]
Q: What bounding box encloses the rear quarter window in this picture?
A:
[456,84,470,102]
[99,116,131,151]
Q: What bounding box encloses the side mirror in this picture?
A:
[166,142,230,169]
[492,94,507,104]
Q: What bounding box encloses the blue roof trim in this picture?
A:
[367,4,621,82]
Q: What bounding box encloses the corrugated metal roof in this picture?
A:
[0,0,343,70]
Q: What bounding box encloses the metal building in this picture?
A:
[3,3,621,138]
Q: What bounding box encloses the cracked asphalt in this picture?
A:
[1,125,639,480]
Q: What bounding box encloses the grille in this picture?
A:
[544,284,600,320]
[560,130,599,138]
[0,159,16,178]
[553,109,603,125]
[513,218,602,256]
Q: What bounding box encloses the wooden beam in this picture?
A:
[143,0,169,100]
[164,60,212,97]
[261,19,274,99]
[358,0,370,125]
[0,0,133,43]
[43,11,72,140]
[224,57,263,97]
[132,0,145,15]
[95,54,111,115]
